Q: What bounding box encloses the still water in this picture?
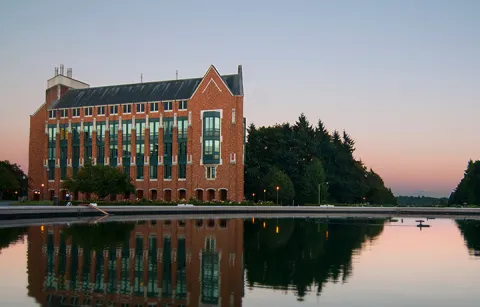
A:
[0,217,479,306]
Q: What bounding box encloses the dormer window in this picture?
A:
[123,104,131,114]
[136,103,145,113]
[163,101,172,112]
[72,108,80,118]
[179,100,188,110]
[48,110,56,119]
[109,105,118,115]
[85,107,93,117]
[150,102,159,112]
[97,106,105,116]
[60,109,68,118]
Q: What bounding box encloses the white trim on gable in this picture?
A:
[202,78,222,94]
[190,65,234,98]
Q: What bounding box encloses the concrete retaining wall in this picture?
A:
[1,205,480,221]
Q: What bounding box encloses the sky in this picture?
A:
[0,0,478,197]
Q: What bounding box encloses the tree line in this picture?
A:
[245,114,396,205]
[0,160,28,200]
[396,196,448,207]
[449,160,480,206]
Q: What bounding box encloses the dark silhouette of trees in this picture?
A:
[245,114,396,205]
[449,160,480,206]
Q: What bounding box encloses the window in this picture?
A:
[178,117,188,139]
[204,140,220,160]
[150,165,157,179]
[164,118,174,138]
[85,107,93,117]
[72,108,80,117]
[150,102,159,112]
[206,166,216,179]
[204,116,220,137]
[97,106,105,116]
[48,110,56,119]
[203,112,221,164]
[137,165,144,180]
[179,100,188,110]
[179,164,186,179]
[109,105,118,115]
[163,101,172,111]
[136,103,145,113]
[164,165,172,179]
[60,109,68,118]
[123,104,131,114]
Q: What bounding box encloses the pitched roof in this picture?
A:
[52,68,243,109]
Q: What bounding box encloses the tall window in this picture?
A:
[178,117,188,139]
[84,122,93,163]
[48,126,56,180]
[136,121,145,179]
[96,122,106,165]
[72,124,81,175]
[149,120,159,179]
[163,118,173,179]
[122,120,132,175]
[59,124,68,179]
[203,112,221,164]
[109,121,118,167]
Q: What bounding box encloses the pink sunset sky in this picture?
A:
[0,1,478,197]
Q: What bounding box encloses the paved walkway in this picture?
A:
[0,201,17,206]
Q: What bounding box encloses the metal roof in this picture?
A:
[52,72,242,109]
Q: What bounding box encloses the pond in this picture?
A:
[0,217,479,306]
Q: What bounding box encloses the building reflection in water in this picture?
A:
[27,218,244,307]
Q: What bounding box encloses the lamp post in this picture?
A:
[22,175,26,199]
[41,183,45,201]
[263,189,266,202]
[252,193,256,203]
[276,186,280,205]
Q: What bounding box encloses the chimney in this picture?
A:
[67,68,72,78]
[237,65,244,96]
[54,67,59,76]
[60,64,64,75]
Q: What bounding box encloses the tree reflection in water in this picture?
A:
[456,220,480,257]
[243,218,386,299]
[0,227,27,254]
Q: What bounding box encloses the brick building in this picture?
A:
[27,218,244,306]
[28,65,246,202]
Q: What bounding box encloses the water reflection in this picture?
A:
[456,220,480,257]
[0,227,27,254]
[27,218,244,306]
[243,218,386,300]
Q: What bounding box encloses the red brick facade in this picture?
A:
[28,66,245,202]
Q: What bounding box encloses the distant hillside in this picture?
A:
[396,196,448,207]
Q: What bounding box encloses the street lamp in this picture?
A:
[41,183,44,201]
[263,189,266,202]
[252,193,256,203]
[276,186,280,205]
